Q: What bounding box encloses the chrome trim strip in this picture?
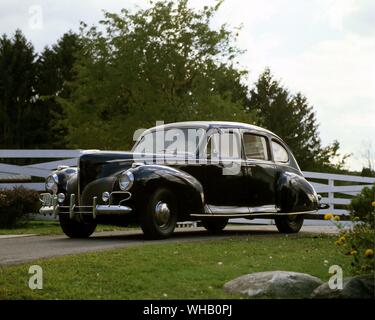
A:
[249,205,278,214]
[192,213,259,218]
[204,204,278,215]
[95,205,132,215]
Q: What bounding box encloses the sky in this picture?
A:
[0,0,374,171]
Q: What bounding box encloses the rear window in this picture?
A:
[272,141,289,163]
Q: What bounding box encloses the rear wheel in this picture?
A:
[201,218,228,233]
[59,214,97,238]
[139,188,178,239]
[275,215,304,233]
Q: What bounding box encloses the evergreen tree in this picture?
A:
[36,32,81,147]
[0,30,37,148]
[250,68,347,171]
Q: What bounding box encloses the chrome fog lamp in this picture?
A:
[45,174,59,194]
[119,171,134,191]
[102,191,110,203]
[57,193,65,203]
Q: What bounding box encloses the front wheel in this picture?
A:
[59,214,97,238]
[275,215,304,233]
[201,218,228,233]
[139,188,178,239]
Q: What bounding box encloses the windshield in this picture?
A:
[132,127,206,156]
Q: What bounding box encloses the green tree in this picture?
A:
[249,68,348,171]
[59,0,255,149]
[0,30,37,148]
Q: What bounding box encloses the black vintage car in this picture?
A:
[40,121,325,239]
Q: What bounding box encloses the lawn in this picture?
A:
[0,220,133,236]
[0,233,351,299]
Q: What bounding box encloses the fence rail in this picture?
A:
[1,150,374,219]
[303,171,375,216]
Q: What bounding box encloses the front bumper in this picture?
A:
[39,192,133,219]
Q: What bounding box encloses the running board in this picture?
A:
[190,210,317,218]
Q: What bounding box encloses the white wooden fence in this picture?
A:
[1,150,374,220]
[0,149,86,191]
[303,171,375,216]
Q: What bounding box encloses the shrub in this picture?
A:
[0,187,40,228]
[335,184,375,275]
[349,184,375,228]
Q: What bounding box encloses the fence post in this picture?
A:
[328,178,334,210]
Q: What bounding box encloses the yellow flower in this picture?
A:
[335,236,346,246]
[364,249,374,258]
[350,250,358,256]
[333,215,340,221]
[324,213,334,220]
[372,201,375,207]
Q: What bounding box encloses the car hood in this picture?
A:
[79,151,135,195]
[78,151,189,197]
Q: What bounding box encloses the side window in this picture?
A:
[243,133,269,160]
[208,131,241,160]
[272,141,289,163]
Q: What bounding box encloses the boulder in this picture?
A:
[224,271,323,299]
[311,274,374,299]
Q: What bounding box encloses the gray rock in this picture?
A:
[224,271,323,299]
[311,274,375,299]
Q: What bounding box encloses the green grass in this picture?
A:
[0,220,134,236]
[0,234,351,299]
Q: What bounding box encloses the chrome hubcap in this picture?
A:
[155,201,171,226]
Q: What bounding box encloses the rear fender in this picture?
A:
[276,171,319,213]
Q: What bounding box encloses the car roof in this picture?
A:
[144,121,283,141]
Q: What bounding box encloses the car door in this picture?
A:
[242,131,276,210]
[202,129,249,208]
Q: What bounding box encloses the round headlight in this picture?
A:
[119,171,134,191]
[102,191,110,203]
[46,174,59,194]
[57,192,65,203]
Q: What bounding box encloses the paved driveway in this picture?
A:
[0,225,338,266]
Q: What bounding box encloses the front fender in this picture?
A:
[130,164,204,219]
[49,167,78,204]
[276,171,319,213]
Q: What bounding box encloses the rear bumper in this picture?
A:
[317,194,330,210]
[39,193,133,219]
